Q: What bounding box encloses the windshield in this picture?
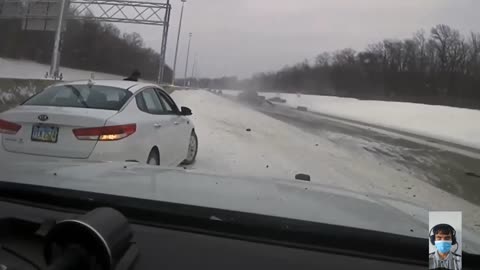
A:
[23,84,132,110]
[1,0,480,257]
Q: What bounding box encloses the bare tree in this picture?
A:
[315,52,331,67]
[332,49,356,66]
[123,32,144,48]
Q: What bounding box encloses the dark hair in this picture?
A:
[433,224,454,235]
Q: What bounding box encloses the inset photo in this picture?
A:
[429,211,462,270]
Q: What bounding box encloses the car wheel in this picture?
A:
[182,131,198,165]
[147,148,160,166]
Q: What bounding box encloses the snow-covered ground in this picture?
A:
[222,90,480,150]
[172,90,480,242]
[0,57,122,80]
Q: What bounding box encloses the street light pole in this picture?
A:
[183,32,192,87]
[190,53,197,86]
[49,0,67,79]
[157,0,171,83]
[171,0,186,85]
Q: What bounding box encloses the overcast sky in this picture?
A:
[118,0,480,78]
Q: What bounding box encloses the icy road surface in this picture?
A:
[171,90,480,239]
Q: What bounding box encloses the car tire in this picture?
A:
[182,131,198,165]
[147,148,160,166]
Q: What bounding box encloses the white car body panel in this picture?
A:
[0,80,195,165]
[110,93,180,166]
[172,114,193,164]
[1,159,480,254]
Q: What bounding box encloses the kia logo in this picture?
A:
[38,115,49,121]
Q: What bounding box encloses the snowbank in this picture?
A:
[224,90,480,150]
[0,78,57,111]
[0,57,122,80]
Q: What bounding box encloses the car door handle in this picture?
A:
[154,123,162,128]
[174,122,180,125]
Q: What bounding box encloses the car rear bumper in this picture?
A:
[0,144,85,163]
[0,135,148,164]
[88,140,146,163]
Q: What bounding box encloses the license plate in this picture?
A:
[31,125,59,143]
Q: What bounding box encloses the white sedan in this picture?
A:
[0,80,198,166]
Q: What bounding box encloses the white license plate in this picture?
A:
[31,125,59,143]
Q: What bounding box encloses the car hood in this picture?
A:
[1,159,480,253]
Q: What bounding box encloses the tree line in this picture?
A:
[0,14,171,82]
[194,25,480,109]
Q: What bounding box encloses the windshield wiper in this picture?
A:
[65,85,90,108]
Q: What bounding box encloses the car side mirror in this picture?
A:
[181,106,192,116]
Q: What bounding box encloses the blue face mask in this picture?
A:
[435,240,452,254]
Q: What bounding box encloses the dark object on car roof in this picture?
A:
[124,69,141,82]
[295,173,311,181]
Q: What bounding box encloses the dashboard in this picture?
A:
[0,200,429,270]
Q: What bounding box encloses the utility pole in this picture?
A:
[183,32,192,87]
[171,0,186,85]
[49,0,67,79]
[157,0,171,83]
[190,53,197,86]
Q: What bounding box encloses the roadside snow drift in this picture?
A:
[223,90,480,150]
[0,57,122,80]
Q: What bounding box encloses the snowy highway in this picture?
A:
[252,99,480,206]
[1,81,479,238]
[171,89,480,238]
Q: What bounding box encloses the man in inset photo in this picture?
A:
[429,223,462,270]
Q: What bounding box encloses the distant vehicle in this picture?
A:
[237,90,266,105]
[267,96,287,103]
[0,80,198,166]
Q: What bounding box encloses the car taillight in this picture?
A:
[73,124,136,141]
[0,119,21,135]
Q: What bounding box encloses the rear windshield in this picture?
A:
[23,84,133,110]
